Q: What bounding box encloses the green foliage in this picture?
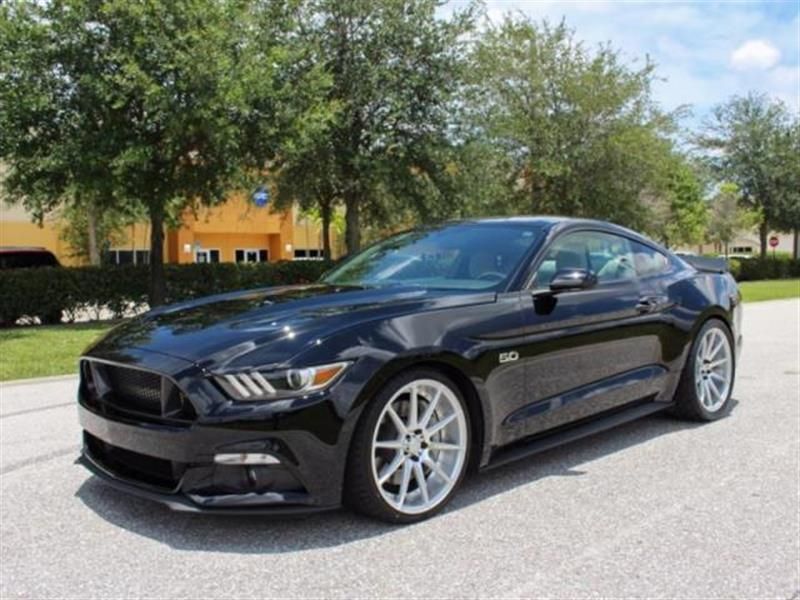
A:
[467,17,679,229]
[0,261,332,326]
[641,158,708,247]
[0,0,331,303]
[272,0,478,253]
[58,203,144,263]
[698,92,799,257]
[728,256,800,282]
[770,121,800,238]
[707,183,761,255]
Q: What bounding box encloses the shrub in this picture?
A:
[730,256,800,282]
[0,260,332,326]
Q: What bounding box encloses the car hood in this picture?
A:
[86,284,495,371]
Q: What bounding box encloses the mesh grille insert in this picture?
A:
[80,361,196,423]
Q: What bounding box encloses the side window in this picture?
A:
[631,241,670,277]
[533,231,635,288]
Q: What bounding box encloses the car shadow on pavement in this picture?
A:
[75,405,735,554]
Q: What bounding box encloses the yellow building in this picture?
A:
[0,203,84,265]
[0,196,338,266]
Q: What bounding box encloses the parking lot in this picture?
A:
[1,299,798,599]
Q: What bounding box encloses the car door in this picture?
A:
[498,229,670,445]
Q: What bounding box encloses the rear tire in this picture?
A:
[345,368,471,524]
[672,318,735,421]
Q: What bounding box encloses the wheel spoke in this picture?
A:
[426,413,457,438]
[707,358,728,369]
[378,453,405,485]
[419,389,441,429]
[707,336,724,360]
[429,442,463,452]
[706,377,721,403]
[386,405,407,435]
[408,385,419,429]
[374,440,404,450]
[709,371,727,383]
[423,456,451,484]
[413,461,429,504]
[396,459,413,507]
[703,380,715,406]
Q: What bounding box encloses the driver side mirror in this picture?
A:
[548,268,597,293]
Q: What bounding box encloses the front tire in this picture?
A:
[673,318,736,421]
[345,368,471,523]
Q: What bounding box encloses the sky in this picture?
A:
[444,0,800,128]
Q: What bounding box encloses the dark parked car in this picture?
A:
[0,246,60,270]
[78,218,742,522]
[0,246,62,325]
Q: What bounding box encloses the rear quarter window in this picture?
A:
[631,241,670,278]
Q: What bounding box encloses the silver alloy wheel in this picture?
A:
[694,327,733,412]
[370,378,468,515]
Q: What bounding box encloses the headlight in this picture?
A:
[215,361,350,401]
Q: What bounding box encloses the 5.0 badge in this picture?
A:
[499,351,519,364]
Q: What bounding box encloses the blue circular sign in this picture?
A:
[252,185,270,207]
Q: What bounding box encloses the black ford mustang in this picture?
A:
[78,217,742,522]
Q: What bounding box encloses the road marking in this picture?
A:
[1,445,80,476]
[0,401,75,420]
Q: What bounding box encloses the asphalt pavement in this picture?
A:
[1,299,798,599]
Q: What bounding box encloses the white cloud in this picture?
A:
[730,39,781,71]
[446,1,800,119]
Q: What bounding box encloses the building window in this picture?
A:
[105,249,150,265]
[235,249,268,263]
[293,249,323,261]
[195,249,220,263]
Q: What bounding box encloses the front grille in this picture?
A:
[85,432,185,490]
[104,365,162,414]
[81,360,196,424]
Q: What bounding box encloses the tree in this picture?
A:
[0,0,328,304]
[707,183,760,257]
[698,92,798,259]
[273,0,477,255]
[641,158,708,248]
[58,202,144,264]
[770,120,800,259]
[467,17,678,230]
[0,1,120,266]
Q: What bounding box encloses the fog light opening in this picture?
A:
[213,453,280,466]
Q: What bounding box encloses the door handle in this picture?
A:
[636,296,659,313]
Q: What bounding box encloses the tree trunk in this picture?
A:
[149,207,166,307]
[86,205,100,266]
[345,195,360,255]
[320,200,332,261]
[758,220,768,259]
[793,227,799,261]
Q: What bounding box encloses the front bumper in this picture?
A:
[78,398,346,514]
[78,452,333,515]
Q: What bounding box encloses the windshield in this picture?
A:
[323,223,544,290]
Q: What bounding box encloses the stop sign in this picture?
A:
[769,236,779,248]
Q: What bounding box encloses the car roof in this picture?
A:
[449,216,670,254]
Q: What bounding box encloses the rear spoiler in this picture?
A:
[682,255,728,274]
